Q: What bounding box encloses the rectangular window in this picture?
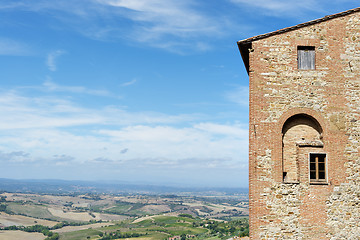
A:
[298,46,315,70]
[309,153,326,183]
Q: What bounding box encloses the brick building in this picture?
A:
[238,8,360,239]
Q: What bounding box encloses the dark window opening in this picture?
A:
[283,172,287,182]
[298,46,315,70]
[309,153,326,182]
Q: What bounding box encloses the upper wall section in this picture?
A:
[238,7,360,74]
[245,10,360,123]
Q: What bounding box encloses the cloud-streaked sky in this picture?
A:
[0,0,358,187]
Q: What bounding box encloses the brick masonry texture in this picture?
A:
[241,10,360,239]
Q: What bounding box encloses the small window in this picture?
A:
[309,153,326,182]
[298,46,315,70]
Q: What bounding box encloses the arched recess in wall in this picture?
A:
[282,114,323,183]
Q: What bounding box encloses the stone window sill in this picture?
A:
[309,181,329,185]
[282,181,300,184]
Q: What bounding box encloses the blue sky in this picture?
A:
[0,0,358,188]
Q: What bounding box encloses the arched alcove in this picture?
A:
[282,114,323,183]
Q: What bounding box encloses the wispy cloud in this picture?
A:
[230,0,316,13]
[42,79,112,97]
[93,0,227,52]
[0,0,234,53]
[0,0,359,54]
[194,122,247,138]
[120,79,137,87]
[0,151,30,163]
[229,0,360,18]
[0,85,200,130]
[225,85,249,106]
[46,50,65,71]
[0,38,32,56]
[97,0,221,37]
[97,123,247,162]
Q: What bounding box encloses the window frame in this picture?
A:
[309,153,327,184]
[297,46,315,70]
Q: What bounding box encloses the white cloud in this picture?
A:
[0,88,248,169]
[0,38,32,56]
[120,79,137,87]
[0,151,30,163]
[46,50,65,71]
[0,83,249,186]
[229,0,329,17]
[96,123,248,162]
[194,122,247,138]
[42,79,112,97]
[0,0,232,53]
[94,0,226,52]
[0,123,247,167]
[225,85,249,106]
[1,0,359,55]
[97,0,220,37]
[0,2,26,10]
[0,91,104,130]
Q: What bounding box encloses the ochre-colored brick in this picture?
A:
[238,8,360,239]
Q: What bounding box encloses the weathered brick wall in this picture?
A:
[248,12,360,239]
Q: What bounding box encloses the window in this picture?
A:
[298,46,315,70]
[309,153,326,182]
[282,114,323,183]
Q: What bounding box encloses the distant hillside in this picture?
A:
[0,178,248,196]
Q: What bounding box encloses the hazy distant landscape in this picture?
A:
[0,179,249,240]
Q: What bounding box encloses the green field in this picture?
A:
[54,215,248,240]
[7,202,54,220]
[101,202,147,216]
[59,228,103,240]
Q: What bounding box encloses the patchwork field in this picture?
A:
[0,191,248,239]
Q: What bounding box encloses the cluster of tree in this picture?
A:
[0,204,6,212]
[81,194,102,201]
[0,203,14,214]
[99,231,143,240]
[63,201,73,207]
[44,234,60,240]
[51,220,102,230]
[178,213,194,219]
[2,225,59,240]
[201,219,249,237]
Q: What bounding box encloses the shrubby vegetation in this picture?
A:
[178,213,194,218]
[99,231,143,240]
[202,219,249,237]
[51,219,103,229]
